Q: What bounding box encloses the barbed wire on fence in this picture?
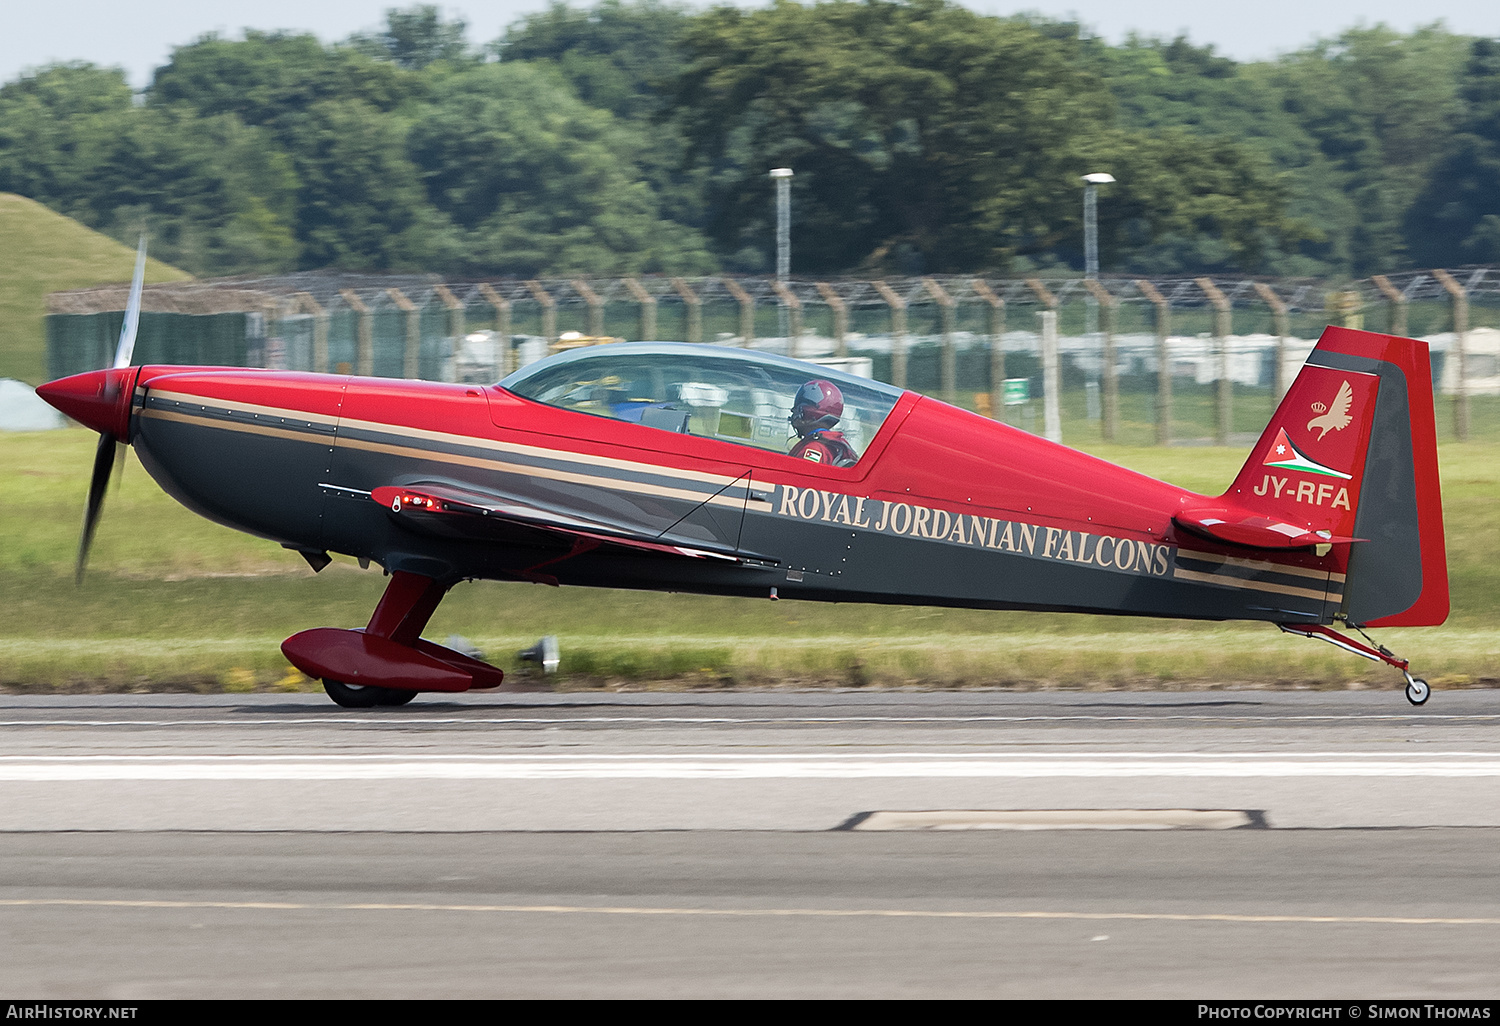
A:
[47,267,1500,322]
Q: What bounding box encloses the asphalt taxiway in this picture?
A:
[1,689,1497,997]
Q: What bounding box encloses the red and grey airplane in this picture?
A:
[38,288,1447,707]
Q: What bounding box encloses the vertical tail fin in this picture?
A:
[1236,328,1446,624]
[1212,347,1381,548]
[1212,326,1448,626]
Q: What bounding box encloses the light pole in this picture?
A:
[1081,172,1114,421]
[771,167,792,341]
[771,168,793,281]
[1081,172,1114,316]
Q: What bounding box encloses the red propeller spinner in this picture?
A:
[36,367,137,438]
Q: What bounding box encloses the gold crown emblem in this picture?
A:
[1311,401,1327,413]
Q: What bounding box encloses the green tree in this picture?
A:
[1406,38,1500,266]
[1090,130,1307,273]
[498,0,691,121]
[149,31,423,134]
[1102,25,1470,275]
[407,62,713,275]
[3,4,1469,280]
[0,63,300,274]
[496,1,708,246]
[673,0,1296,274]
[282,98,458,270]
[673,1,1116,272]
[348,6,476,70]
[0,63,133,217]
[149,32,455,271]
[1263,26,1468,274]
[88,109,300,274]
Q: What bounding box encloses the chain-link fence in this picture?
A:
[47,268,1500,444]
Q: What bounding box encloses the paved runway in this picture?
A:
[1,689,1498,997]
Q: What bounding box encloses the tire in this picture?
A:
[323,679,415,709]
[1405,678,1430,706]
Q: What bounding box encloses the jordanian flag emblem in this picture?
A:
[1262,428,1351,479]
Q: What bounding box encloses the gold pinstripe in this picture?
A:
[146,391,750,492]
[337,434,750,509]
[1178,549,1346,584]
[1172,567,1332,603]
[336,412,743,488]
[140,403,755,512]
[140,408,333,447]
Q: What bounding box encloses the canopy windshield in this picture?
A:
[500,343,903,464]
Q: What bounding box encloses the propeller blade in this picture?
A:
[76,432,118,585]
[112,235,147,370]
[113,439,127,493]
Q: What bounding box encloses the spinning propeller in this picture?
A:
[70,236,146,583]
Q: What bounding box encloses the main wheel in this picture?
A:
[323,680,418,708]
[1405,677,1430,706]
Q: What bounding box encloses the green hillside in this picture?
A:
[0,193,190,384]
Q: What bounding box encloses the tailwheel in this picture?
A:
[1404,674,1430,707]
[323,679,418,708]
[1279,623,1432,706]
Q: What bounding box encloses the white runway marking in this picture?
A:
[3,753,1500,780]
[0,713,1496,728]
[2,897,1498,927]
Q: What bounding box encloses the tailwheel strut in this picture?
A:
[1278,623,1429,706]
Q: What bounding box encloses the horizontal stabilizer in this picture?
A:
[1175,505,1361,550]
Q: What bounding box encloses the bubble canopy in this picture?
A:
[499,342,903,463]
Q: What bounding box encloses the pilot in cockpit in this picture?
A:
[788,379,859,467]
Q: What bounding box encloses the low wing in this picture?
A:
[368,482,752,570]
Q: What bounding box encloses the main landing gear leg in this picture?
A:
[281,572,507,708]
[366,570,451,648]
[1278,623,1429,706]
[324,572,451,708]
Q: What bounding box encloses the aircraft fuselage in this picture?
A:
[127,367,1345,624]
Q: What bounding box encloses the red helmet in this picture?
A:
[791,379,844,435]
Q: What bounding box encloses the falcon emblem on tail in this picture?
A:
[1307,380,1354,440]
